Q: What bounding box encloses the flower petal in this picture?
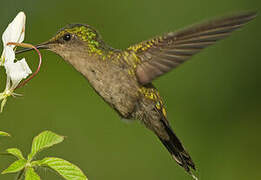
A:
[2,46,15,65]
[4,58,32,88]
[2,12,26,48]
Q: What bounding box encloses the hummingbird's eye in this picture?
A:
[63,33,71,41]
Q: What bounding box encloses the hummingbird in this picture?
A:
[16,11,256,178]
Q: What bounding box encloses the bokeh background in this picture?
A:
[0,0,260,179]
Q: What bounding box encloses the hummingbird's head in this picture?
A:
[16,24,107,59]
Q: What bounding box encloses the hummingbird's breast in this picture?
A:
[65,52,140,118]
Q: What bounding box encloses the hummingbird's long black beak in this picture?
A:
[15,42,50,54]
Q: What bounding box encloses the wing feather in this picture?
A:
[128,11,257,84]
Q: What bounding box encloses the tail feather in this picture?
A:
[159,119,196,175]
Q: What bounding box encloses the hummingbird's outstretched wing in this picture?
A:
[127,11,256,85]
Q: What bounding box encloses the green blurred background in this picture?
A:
[0,0,260,179]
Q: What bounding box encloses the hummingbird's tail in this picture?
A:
[158,119,197,179]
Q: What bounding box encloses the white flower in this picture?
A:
[0,12,32,112]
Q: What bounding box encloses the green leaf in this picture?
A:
[0,131,10,137]
[28,131,64,161]
[38,157,87,180]
[1,159,26,174]
[6,148,24,159]
[25,167,40,180]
